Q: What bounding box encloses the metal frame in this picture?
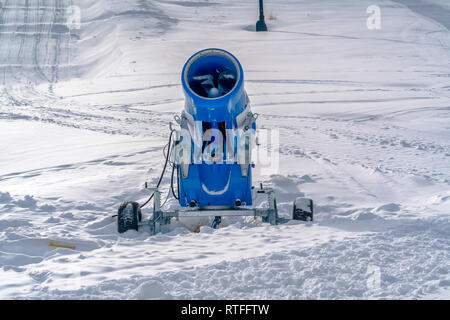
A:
[141,187,282,235]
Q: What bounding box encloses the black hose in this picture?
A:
[171,163,179,200]
[161,162,177,208]
[140,129,175,209]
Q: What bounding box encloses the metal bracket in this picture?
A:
[145,187,282,235]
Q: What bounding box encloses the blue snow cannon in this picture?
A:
[175,48,257,208]
[117,49,314,234]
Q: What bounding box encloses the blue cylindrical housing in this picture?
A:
[178,49,253,207]
[181,48,249,124]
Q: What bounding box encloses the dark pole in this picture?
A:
[256,0,267,32]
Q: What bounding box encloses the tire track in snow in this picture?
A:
[270,115,450,185]
[0,146,161,182]
[0,0,10,85]
[0,0,71,85]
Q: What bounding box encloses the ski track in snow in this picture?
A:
[0,0,449,299]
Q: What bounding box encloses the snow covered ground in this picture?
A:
[0,0,449,299]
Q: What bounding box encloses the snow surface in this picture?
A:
[0,0,449,299]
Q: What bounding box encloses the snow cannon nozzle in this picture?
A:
[181,48,248,123]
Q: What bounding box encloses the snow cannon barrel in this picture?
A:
[181,48,248,123]
[176,49,255,208]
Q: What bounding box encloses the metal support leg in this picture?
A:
[151,189,162,235]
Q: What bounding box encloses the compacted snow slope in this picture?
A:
[0,0,449,299]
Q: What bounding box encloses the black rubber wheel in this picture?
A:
[293,198,314,222]
[117,201,141,233]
